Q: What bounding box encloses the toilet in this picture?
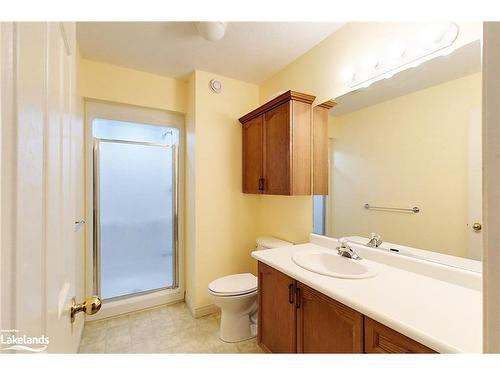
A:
[208,236,293,342]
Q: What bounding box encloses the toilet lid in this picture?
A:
[208,273,257,296]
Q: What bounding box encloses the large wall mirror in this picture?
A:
[313,40,482,268]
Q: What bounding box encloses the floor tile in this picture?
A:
[79,302,264,354]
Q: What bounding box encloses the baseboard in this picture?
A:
[87,288,184,321]
[193,303,219,318]
[184,292,195,316]
[184,293,219,318]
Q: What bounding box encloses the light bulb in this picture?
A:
[387,41,407,60]
[341,67,356,83]
[361,55,379,71]
[418,24,447,46]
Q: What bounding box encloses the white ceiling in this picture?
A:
[76,22,344,83]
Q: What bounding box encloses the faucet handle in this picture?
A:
[338,237,348,247]
[370,233,380,240]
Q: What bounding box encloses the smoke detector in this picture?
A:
[196,22,227,41]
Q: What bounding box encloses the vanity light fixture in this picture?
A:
[343,23,460,88]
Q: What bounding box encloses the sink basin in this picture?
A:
[292,250,377,279]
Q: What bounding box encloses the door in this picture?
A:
[0,22,82,353]
[263,102,291,195]
[467,107,483,260]
[296,283,363,353]
[93,133,178,300]
[242,115,263,193]
[257,262,296,353]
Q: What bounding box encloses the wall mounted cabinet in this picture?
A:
[257,261,437,354]
[312,100,336,195]
[239,91,316,195]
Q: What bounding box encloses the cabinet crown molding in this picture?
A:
[316,99,337,110]
[239,90,316,124]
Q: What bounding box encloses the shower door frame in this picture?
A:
[84,100,185,320]
[93,137,180,300]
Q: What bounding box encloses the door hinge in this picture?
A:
[258,177,264,192]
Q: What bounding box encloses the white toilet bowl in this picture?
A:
[208,237,293,343]
[208,273,258,342]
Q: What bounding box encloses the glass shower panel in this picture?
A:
[98,140,174,299]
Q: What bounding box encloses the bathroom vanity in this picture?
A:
[258,261,434,353]
[252,235,482,354]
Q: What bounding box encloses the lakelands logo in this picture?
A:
[0,329,49,353]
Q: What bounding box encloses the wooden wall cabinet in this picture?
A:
[258,261,437,354]
[312,100,336,195]
[239,91,316,195]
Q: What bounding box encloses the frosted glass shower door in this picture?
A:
[96,140,176,300]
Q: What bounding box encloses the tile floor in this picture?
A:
[79,302,264,354]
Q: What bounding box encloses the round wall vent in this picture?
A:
[209,79,222,94]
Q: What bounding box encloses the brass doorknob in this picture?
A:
[70,296,102,323]
[472,222,482,232]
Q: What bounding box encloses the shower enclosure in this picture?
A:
[93,118,179,300]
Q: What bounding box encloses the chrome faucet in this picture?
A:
[336,238,362,260]
[366,232,382,248]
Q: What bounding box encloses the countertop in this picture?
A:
[251,236,482,353]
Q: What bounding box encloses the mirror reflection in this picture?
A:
[314,40,482,266]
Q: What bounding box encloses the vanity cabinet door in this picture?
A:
[296,282,364,353]
[258,262,297,353]
[364,317,437,353]
[242,115,264,193]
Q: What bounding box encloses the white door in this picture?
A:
[467,107,483,261]
[0,22,84,353]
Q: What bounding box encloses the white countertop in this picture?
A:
[251,235,482,353]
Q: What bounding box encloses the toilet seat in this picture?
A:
[208,273,257,297]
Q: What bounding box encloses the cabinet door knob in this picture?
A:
[472,222,482,232]
[258,178,264,191]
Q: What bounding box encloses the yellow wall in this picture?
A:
[184,72,197,310]
[186,70,260,311]
[79,60,260,313]
[79,59,187,113]
[330,73,481,257]
[257,22,482,246]
[78,22,483,316]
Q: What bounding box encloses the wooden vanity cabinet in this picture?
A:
[258,262,296,353]
[364,317,437,353]
[257,262,363,353]
[257,261,437,354]
[239,91,316,195]
[296,282,364,353]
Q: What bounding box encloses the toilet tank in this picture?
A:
[256,236,293,250]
